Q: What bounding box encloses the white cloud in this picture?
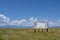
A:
[28,17,38,27]
[9,19,27,26]
[0,13,60,27]
[8,17,38,27]
[29,17,34,22]
[29,17,38,22]
[0,23,8,26]
[49,21,56,27]
[29,17,38,24]
[0,14,28,26]
[0,14,10,23]
[49,21,60,27]
[58,20,60,22]
[49,21,54,25]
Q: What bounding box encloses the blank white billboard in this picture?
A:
[34,21,48,29]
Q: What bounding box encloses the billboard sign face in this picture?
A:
[34,21,48,29]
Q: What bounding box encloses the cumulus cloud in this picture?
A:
[0,23,8,26]
[9,17,38,26]
[0,13,60,27]
[49,21,56,27]
[0,14,28,26]
[29,17,38,23]
[28,17,38,26]
[57,20,60,22]
[9,19,27,26]
[29,17,34,22]
[0,14,10,23]
[49,21,60,27]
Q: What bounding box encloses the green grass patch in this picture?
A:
[0,28,60,40]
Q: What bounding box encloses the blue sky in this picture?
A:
[0,0,60,27]
[0,0,60,20]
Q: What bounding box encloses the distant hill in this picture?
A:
[0,25,34,28]
[0,25,60,28]
[50,26,60,28]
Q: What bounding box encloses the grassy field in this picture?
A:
[0,28,60,40]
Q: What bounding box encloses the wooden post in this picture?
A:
[46,21,48,32]
[34,29,36,32]
[46,28,48,32]
[34,21,37,32]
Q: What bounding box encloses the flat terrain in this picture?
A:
[0,28,60,40]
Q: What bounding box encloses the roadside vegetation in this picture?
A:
[0,28,60,40]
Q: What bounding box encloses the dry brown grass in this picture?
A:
[0,28,60,40]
